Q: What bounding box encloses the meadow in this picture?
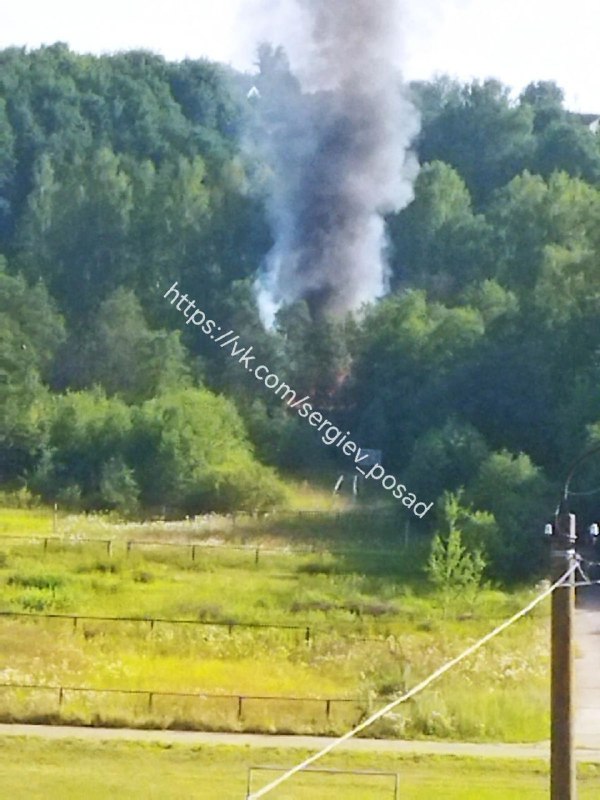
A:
[1,738,600,799]
[0,505,552,743]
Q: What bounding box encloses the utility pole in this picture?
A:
[550,508,577,800]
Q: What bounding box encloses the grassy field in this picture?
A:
[0,507,552,742]
[0,506,56,537]
[1,738,600,799]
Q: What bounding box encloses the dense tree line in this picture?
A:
[1,45,600,577]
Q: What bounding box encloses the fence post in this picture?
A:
[148,692,154,712]
[43,538,48,554]
[58,687,64,707]
[325,699,332,720]
[255,547,260,566]
[72,616,78,632]
[237,696,244,720]
[191,545,196,562]
[106,540,113,558]
[126,541,132,557]
[305,626,311,645]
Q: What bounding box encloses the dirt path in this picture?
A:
[2,722,600,763]
[576,584,600,748]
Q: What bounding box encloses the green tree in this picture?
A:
[59,288,192,401]
[350,292,486,463]
[533,120,600,182]
[406,420,490,501]
[418,80,535,206]
[99,456,140,516]
[0,97,16,242]
[520,81,566,133]
[427,496,486,616]
[488,171,600,297]
[0,259,64,483]
[465,451,551,580]
[31,389,134,510]
[18,148,134,317]
[388,161,495,296]
[132,388,284,513]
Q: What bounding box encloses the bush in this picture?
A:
[31,389,133,511]
[296,561,337,576]
[29,386,286,516]
[132,570,154,584]
[76,560,120,575]
[465,450,551,580]
[406,419,490,500]
[16,591,55,612]
[132,389,286,514]
[7,572,66,591]
[427,495,486,615]
[0,488,41,508]
[99,457,140,516]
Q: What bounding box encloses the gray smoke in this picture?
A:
[252,0,420,324]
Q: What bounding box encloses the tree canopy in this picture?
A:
[1,47,600,576]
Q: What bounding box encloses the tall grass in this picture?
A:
[0,508,551,742]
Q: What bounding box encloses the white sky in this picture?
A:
[1,0,598,111]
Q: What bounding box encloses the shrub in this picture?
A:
[296,561,336,576]
[99,457,140,516]
[465,450,551,580]
[290,600,335,613]
[132,389,286,514]
[17,591,54,612]
[7,572,65,591]
[427,496,486,616]
[0,488,41,508]
[132,570,154,584]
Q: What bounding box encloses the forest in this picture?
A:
[1,43,600,579]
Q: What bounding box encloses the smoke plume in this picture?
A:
[251,0,420,324]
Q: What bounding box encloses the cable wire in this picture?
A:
[566,486,600,498]
[247,563,578,800]
[576,561,591,584]
[581,558,600,568]
[563,443,600,502]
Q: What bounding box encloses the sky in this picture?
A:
[1,0,598,112]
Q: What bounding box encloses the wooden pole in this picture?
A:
[551,511,577,800]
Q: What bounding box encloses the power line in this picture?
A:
[573,560,600,588]
[580,558,600,568]
[247,564,577,800]
[566,485,600,497]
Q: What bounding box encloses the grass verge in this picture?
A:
[1,737,600,799]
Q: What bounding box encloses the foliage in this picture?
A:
[427,494,486,614]
[465,451,551,581]
[131,388,285,513]
[55,288,192,401]
[1,47,600,576]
